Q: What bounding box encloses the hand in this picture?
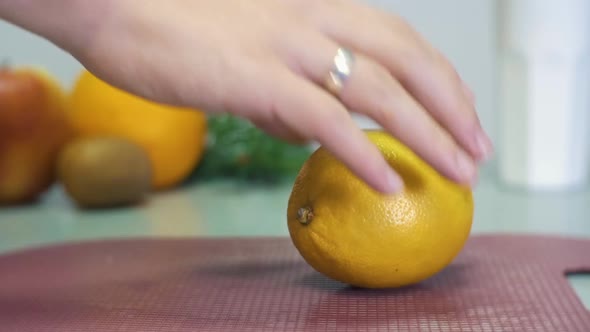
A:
[4,0,493,193]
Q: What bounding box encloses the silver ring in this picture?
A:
[325,47,355,95]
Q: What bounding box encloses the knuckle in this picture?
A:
[433,126,460,155]
[370,100,400,130]
[367,62,399,98]
[363,63,404,124]
[321,103,350,127]
[392,45,430,79]
[408,47,434,70]
[435,52,460,80]
[389,15,414,34]
[457,118,482,139]
[373,105,399,130]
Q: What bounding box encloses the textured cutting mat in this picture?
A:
[0,235,588,332]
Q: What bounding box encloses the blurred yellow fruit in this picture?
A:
[287,130,473,288]
[67,70,207,189]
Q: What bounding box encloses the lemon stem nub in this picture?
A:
[297,207,314,225]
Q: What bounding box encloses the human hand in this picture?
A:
[55,0,494,193]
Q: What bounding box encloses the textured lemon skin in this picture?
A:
[287,130,473,289]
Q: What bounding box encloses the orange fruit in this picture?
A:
[67,70,207,189]
[287,130,473,288]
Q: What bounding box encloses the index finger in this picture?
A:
[269,68,404,194]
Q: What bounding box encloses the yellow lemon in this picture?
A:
[287,130,473,288]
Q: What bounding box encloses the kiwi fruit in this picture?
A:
[57,136,152,208]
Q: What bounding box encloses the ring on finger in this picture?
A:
[324,47,355,95]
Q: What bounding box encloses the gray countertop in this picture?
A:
[0,168,589,309]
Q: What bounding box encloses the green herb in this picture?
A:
[187,114,312,184]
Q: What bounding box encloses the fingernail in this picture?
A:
[475,131,494,162]
[455,151,477,185]
[383,169,404,194]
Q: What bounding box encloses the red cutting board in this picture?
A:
[0,234,588,331]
